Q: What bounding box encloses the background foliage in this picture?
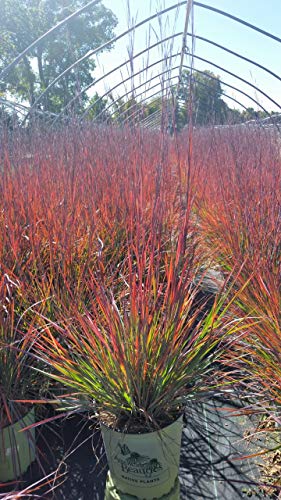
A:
[0,0,117,114]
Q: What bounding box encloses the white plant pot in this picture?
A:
[101,415,183,499]
[0,408,36,482]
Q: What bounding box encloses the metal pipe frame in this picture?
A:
[53,31,182,123]
[55,30,280,123]
[113,75,250,127]
[120,90,248,128]
[102,50,280,119]
[110,75,178,125]
[0,99,26,117]
[0,1,279,126]
[2,0,280,85]
[20,1,281,123]
[80,52,181,121]
[139,108,162,128]
[22,1,188,122]
[193,2,281,44]
[0,97,58,118]
[191,53,281,111]
[89,57,272,126]
[191,33,281,82]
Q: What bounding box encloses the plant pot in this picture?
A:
[101,415,183,499]
[0,408,36,482]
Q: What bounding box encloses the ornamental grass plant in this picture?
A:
[29,255,246,432]
[0,273,40,429]
[196,126,281,423]
[0,271,50,482]
[20,125,249,433]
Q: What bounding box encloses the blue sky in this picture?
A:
[92,0,281,112]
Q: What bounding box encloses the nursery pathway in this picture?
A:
[180,399,263,499]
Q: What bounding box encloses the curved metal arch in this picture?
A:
[122,100,173,127]
[87,70,186,125]
[81,52,181,121]
[190,33,281,83]
[53,32,183,123]
[113,77,178,125]
[0,97,58,119]
[22,1,188,123]
[109,75,251,127]
[89,68,178,124]
[191,54,281,111]
[0,98,26,116]
[120,87,250,128]
[139,108,162,128]
[123,95,253,129]
[89,62,270,126]
[2,0,280,86]
[193,2,281,44]
[54,28,281,123]
[182,66,269,115]
[23,0,281,123]
[97,66,270,127]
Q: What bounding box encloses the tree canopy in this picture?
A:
[0,0,117,115]
[177,69,228,127]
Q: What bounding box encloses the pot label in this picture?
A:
[113,443,170,486]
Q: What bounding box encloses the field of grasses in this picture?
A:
[0,122,280,496]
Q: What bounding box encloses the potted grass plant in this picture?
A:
[0,273,41,482]
[29,219,246,499]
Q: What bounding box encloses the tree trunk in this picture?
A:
[23,56,35,106]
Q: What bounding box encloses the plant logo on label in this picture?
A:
[113,443,168,485]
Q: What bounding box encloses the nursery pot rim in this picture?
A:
[99,412,183,436]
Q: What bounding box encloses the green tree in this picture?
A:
[177,70,228,127]
[0,103,19,129]
[87,92,111,122]
[240,107,272,122]
[108,95,144,125]
[144,96,163,116]
[225,107,243,124]
[0,0,117,114]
